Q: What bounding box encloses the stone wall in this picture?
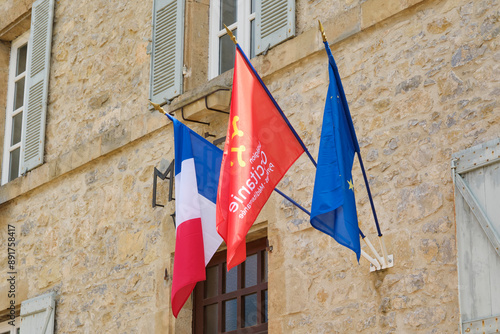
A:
[0,126,175,332]
[46,0,152,163]
[0,0,498,332]
[266,0,499,332]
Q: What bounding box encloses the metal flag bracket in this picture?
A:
[369,254,394,272]
[360,232,394,272]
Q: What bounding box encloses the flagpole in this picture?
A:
[224,25,317,168]
[319,22,383,236]
[275,188,385,270]
[273,188,311,216]
[361,250,381,270]
[277,187,384,269]
[355,155,382,237]
[359,228,385,268]
[319,21,389,266]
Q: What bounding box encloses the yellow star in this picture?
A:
[348,179,354,190]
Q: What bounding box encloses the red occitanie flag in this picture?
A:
[216,46,304,270]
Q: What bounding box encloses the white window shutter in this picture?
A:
[453,138,500,331]
[150,0,184,104]
[255,0,295,56]
[20,0,55,174]
[20,292,56,334]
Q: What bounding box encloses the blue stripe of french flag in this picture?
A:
[167,114,223,317]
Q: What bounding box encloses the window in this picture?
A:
[0,319,20,334]
[194,238,268,334]
[1,0,55,185]
[208,0,296,79]
[2,32,30,183]
[209,0,256,78]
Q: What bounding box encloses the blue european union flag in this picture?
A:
[311,42,361,261]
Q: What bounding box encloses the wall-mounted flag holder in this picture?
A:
[152,159,175,208]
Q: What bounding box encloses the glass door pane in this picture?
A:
[205,265,219,298]
[223,262,238,293]
[263,290,268,323]
[204,303,218,334]
[243,293,258,327]
[223,298,237,331]
[244,253,257,287]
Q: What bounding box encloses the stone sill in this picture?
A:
[170,85,231,122]
[0,0,425,206]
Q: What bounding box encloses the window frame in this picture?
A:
[2,30,30,185]
[0,317,20,334]
[193,238,268,334]
[208,0,256,79]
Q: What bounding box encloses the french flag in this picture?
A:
[168,114,223,317]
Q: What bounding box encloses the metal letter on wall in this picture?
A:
[152,159,176,226]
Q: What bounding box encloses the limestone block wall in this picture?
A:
[0,126,177,332]
[0,0,498,332]
[265,0,500,332]
[45,0,152,163]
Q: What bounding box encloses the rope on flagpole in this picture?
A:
[224,25,317,168]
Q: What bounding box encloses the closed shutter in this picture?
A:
[150,0,184,104]
[19,292,56,334]
[255,0,295,56]
[453,138,500,333]
[20,0,55,173]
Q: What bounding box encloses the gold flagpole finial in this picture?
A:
[224,24,237,45]
[318,20,327,42]
[149,100,167,115]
